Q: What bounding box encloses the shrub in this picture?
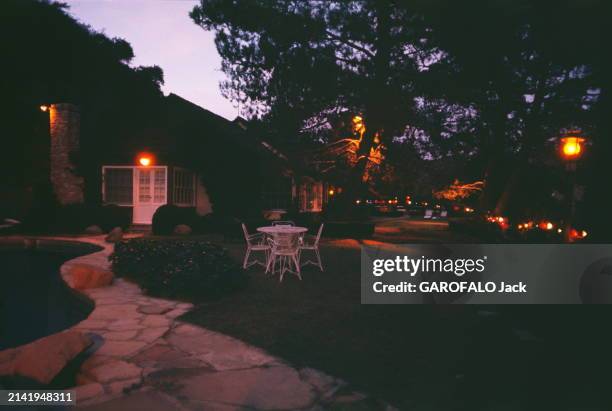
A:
[152,205,197,235]
[97,205,131,232]
[110,238,246,300]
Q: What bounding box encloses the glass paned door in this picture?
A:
[133,167,167,224]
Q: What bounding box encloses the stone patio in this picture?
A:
[48,236,397,410]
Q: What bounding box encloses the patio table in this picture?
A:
[257,225,308,238]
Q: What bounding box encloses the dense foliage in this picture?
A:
[151,205,197,235]
[192,0,611,238]
[110,238,246,300]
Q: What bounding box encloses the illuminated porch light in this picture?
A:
[137,153,153,167]
[40,105,49,112]
[328,189,335,196]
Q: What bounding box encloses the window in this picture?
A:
[173,168,195,206]
[261,177,293,210]
[299,181,323,212]
[103,167,133,205]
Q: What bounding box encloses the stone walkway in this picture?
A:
[53,236,395,410]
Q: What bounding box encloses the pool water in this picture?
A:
[0,249,94,350]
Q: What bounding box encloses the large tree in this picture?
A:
[191,0,438,199]
[192,0,604,217]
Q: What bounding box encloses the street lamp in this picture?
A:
[558,130,586,242]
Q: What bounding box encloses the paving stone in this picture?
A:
[165,308,189,318]
[135,327,169,343]
[172,323,207,336]
[96,340,148,357]
[138,305,172,315]
[78,390,183,411]
[108,377,141,395]
[167,328,278,370]
[81,355,112,371]
[88,304,141,321]
[73,383,104,403]
[141,315,172,328]
[87,360,142,383]
[103,330,139,341]
[176,366,316,410]
[108,319,146,331]
[74,319,111,331]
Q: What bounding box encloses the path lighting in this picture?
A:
[560,136,585,161]
[558,130,587,242]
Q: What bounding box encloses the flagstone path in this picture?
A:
[46,236,396,410]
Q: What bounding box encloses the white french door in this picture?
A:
[133,167,167,224]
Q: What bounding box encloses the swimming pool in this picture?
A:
[0,239,99,350]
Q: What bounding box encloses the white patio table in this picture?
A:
[257,225,308,279]
[257,225,308,241]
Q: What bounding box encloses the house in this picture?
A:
[46,94,329,225]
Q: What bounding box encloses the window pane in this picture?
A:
[173,169,195,206]
[104,168,133,205]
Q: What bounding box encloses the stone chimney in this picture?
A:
[49,103,84,205]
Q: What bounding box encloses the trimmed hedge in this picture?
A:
[110,238,246,300]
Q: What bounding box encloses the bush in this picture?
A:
[152,205,197,235]
[110,238,246,300]
[97,205,131,231]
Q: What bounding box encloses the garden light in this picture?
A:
[559,133,586,161]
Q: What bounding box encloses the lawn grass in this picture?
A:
[177,240,612,410]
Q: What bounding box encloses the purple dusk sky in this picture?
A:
[63,0,239,120]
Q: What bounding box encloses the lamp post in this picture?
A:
[559,131,586,242]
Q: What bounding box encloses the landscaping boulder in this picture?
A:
[84,225,104,235]
[68,263,114,289]
[0,331,92,384]
[173,224,192,235]
[105,227,123,243]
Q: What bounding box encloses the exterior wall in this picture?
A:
[195,176,212,216]
[49,103,84,204]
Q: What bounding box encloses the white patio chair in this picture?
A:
[423,209,433,219]
[299,223,324,271]
[271,220,295,226]
[242,223,270,269]
[266,234,301,282]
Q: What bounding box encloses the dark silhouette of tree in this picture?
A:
[192,0,606,222]
[191,0,436,200]
[1,0,165,216]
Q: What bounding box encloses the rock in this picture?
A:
[84,225,104,235]
[86,360,142,383]
[0,331,92,384]
[173,224,192,235]
[105,227,123,243]
[67,264,114,290]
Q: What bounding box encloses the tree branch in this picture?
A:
[324,30,375,59]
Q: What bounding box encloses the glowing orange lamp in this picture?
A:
[137,153,153,167]
[560,135,585,160]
